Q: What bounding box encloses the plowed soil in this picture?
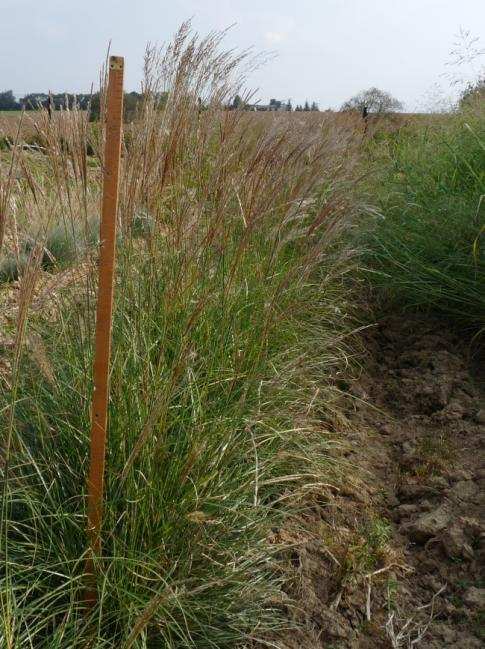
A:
[273,316,484,648]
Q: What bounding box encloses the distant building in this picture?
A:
[247,99,291,112]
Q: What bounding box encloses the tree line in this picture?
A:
[0,87,403,116]
[0,87,400,116]
[0,89,321,115]
[3,83,479,117]
[0,90,168,121]
[230,96,320,111]
[0,90,91,111]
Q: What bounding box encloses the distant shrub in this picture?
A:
[42,225,80,268]
[0,136,12,150]
[0,252,29,283]
[459,76,485,109]
[42,218,101,268]
[131,210,155,238]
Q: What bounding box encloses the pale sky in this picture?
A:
[1,0,484,110]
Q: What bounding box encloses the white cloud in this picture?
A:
[264,31,286,45]
[263,17,295,46]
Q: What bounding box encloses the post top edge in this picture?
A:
[109,56,124,70]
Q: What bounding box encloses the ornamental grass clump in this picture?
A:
[362,101,485,330]
[0,23,360,647]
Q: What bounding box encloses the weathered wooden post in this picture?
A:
[85,55,124,603]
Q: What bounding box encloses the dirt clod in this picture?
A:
[463,587,485,609]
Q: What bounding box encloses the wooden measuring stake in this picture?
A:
[85,55,124,601]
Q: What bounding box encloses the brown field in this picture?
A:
[0,105,448,146]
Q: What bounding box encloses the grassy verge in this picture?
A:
[0,26,359,647]
[361,104,485,331]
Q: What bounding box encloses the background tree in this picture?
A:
[123,91,143,120]
[20,93,49,109]
[0,90,20,110]
[232,94,244,109]
[89,91,167,122]
[341,87,403,114]
[303,100,310,111]
[459,76,485,108]
[310,101,319,111]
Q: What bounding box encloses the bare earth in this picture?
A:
[271,316,484,648]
